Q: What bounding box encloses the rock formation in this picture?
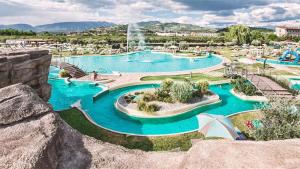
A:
[0,83,300,169]
[0,50,51,100]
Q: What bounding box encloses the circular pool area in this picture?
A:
[61,51,223,73]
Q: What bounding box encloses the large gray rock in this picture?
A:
[1,84,300,169]
[0,84,52,125]
[0,113,59,169]
[0,50,52,101]
[0,84,91,169]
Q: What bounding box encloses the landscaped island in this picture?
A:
[115,79,220,118]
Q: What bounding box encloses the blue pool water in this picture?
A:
[79,84,259,135]
[48,79,103,111]
[48,67,259,135]
[61,51,222,73]
[49,66,60,79]
[289,78,300,90]
[257,58,300,66]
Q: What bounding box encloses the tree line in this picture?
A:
[1,25,300,45]
[0,29,36,36]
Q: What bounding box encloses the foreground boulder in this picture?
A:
[0,84,52,125]
[0,84,300,169]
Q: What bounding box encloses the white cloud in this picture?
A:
[0,0,299,27]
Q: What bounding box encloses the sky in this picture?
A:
[0,0,300,27]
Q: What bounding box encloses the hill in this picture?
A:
[137,21,217,32]
[0,21,115,32]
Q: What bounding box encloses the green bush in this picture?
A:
[142,92,157,102]
[194,81,209,97]
[252,98,300,140]
[137,100,160,113]
[59,69,70,78]
[171,81,194,103]
[124,94,135,103]
[155,89,173,103]
[161,78,174,92]
[231,78,257,96]
[137,101,147,111]
[146,103,160,113]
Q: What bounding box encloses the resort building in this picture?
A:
[5,39,52,46]
[275,26,300,37]
[155,32,190,37]
[190,32,218,37]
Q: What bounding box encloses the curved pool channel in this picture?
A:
[257,58,300,67]
[48,68,259,136]
[60,51,223,73]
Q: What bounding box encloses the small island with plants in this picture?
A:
[115,79,220,118]
[230,77,267,102]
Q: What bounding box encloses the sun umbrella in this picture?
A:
[197,114,239,140]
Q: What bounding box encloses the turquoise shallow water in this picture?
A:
[48,67,259,135]
[257,58,300,66]
[49,66,60,79]
[61,51,222,73]
[289,78,300,90]
[79,84,259,135]
[48,78,103,111]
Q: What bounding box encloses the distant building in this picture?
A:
[190,32,218,37]
[275,26,300,37]
[5,39,52,46]
[155,32,190,37]
[155,32,218,37]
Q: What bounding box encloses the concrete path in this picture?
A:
[246,74,292,96]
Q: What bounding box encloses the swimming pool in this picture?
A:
[257,58,300,67]
[49,66,60,79]
[73,83,259,136]
[48,66,259,135]
[48,68,104,111]
[289,78,300,90]
[60,51,223,73]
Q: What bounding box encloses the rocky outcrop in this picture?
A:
[0,50,51,100]
[0,84,52,125]
[0,84,300,169]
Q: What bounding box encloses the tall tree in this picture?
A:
[225,25,251,45]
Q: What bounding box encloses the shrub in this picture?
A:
[137,101,147,111]
[137,101,160,113]
[161,79,174,92]
[155,89,171,101]
[59,69,70,78]
[142,92,157,102]
[171,81,194,103]
[231,78,257,96]
[145,103,160,113]
[252,97,300,140]
[194,81,209,96]
[243,84,257,96]
[124,94,135,103]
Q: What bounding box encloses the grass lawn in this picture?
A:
[141,73,227,82]
[229,111,262,138]
[216,47,234,61]
[59,108,204,151]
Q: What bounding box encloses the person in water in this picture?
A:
[92,71,98,81]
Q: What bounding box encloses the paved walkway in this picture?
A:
[245,74,292,97]
[78,59,227,89]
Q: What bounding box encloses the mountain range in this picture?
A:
[0,21,273,33]
[0,21,115,32]
[136,21,218,32]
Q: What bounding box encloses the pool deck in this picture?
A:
[78,57,228,89]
